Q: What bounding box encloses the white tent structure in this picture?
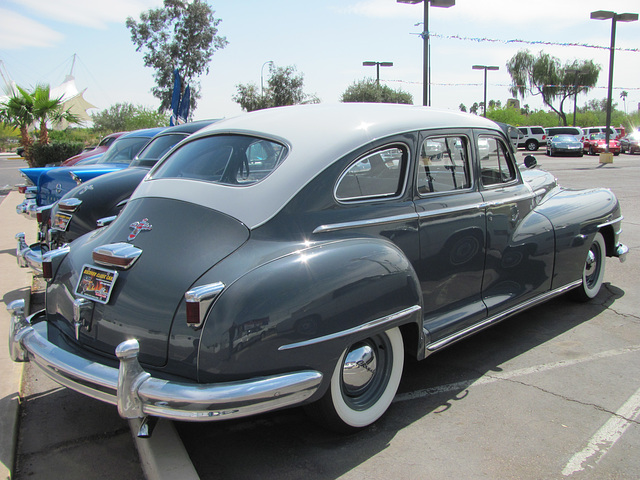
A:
[49,73,96,129]
[0,55,97,129]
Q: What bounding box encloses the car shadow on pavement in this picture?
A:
[175,284,625,479]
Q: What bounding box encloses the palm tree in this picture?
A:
[0,85,36,166]
[32,84,80,145]
[620,90,628,114]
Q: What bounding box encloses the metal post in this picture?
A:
[423,1,429,106]
[604,17,617,152]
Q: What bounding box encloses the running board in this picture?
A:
[424,280,582,356]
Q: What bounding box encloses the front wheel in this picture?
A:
[306,327,404,433]
[571,232,606,302]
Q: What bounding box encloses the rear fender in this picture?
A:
[196,238,423,386]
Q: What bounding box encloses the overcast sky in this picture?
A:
[1,0,639,122]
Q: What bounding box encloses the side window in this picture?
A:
[478,136,516,186]
[416,136,471,195]
[335,146,406,201]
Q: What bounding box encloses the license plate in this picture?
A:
[75,265,119,304]
[52,212,72,231]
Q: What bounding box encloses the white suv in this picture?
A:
[517,126,546,151]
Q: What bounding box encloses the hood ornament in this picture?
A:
[128,218,152,241]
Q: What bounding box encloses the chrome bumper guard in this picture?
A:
[16,197,38,219]
[615,243,629,263]
[15,233,44,274]
[8,306,323,423]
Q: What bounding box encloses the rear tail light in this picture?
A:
[58,198,82,212]
[42,246,71,280]
[17,185,27,194]
[36,205,53,224]
[92,243,142,270]
[185,282,225,328]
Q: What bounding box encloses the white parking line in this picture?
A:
[393,344,640,403]
[562,385,640,476]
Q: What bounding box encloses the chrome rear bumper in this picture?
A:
[15,233,44,274]
[615,242,629,263]
[7,304,322,424]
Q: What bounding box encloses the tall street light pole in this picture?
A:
[590,10,638,153]
[363,61,394,85]
[397,0,455,107]
[261,61,274,96]
[472,65,499,117]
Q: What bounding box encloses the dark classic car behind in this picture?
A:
[8,104,627,437]
[46,120,218,251]
[16,127,166,218]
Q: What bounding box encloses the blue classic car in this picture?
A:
[16,127,166,218]
[8,104,627,437]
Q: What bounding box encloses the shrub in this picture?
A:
[29,142,84,167]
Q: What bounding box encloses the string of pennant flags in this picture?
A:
[383,79,640,90]
[414,32,640,53]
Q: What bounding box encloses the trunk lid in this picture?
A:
[46,196,250,366]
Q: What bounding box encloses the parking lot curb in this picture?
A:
[129,419,200,480]
[0,191,35,480]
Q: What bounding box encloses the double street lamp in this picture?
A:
[590,10,638,153]
[363,61,394,85]
[472,65,499,117]
[397,0,455,106]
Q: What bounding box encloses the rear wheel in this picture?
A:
[525,139,538,151]
[572,232,606,302]
[306,327,404,433]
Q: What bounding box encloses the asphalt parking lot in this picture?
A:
[4,150,640,479]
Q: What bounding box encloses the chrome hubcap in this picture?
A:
[342,343,377,396]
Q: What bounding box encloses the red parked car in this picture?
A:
[583,133,621,156]
[61,132,127,166]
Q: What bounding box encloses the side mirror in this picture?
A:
[524,155,537,169]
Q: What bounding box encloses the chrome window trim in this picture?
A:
[278,305,421,351]
[313,212,419,234]
[334,143,411,204]
[417,134,474,197]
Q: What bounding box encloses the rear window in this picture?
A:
[131,133,188,167]
[151,134,287,186]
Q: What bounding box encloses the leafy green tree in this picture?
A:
[506,50,601,126]
[91,103,169,132]
[459,103,467,112]
[341,78,413,104]
[233,64,319,112]
[126,0,228,114]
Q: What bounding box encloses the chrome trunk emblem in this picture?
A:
[128,218,152,241]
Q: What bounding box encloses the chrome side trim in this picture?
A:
[418,204,482,219]
[479,192,536,209]
[425,281,582,354]
[279,304,422,351]
[598,215,624,228]
[9,310,323,422]
[313,213,418,234]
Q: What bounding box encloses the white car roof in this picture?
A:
[133,103,502,229]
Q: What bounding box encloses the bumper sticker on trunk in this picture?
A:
[75,264,118,304]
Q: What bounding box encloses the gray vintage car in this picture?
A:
[8,104,627,436]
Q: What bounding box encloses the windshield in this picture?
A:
[151,134,287,186]
[130,133,188,168]
[554,135,578,142]
[98,137,152,164]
